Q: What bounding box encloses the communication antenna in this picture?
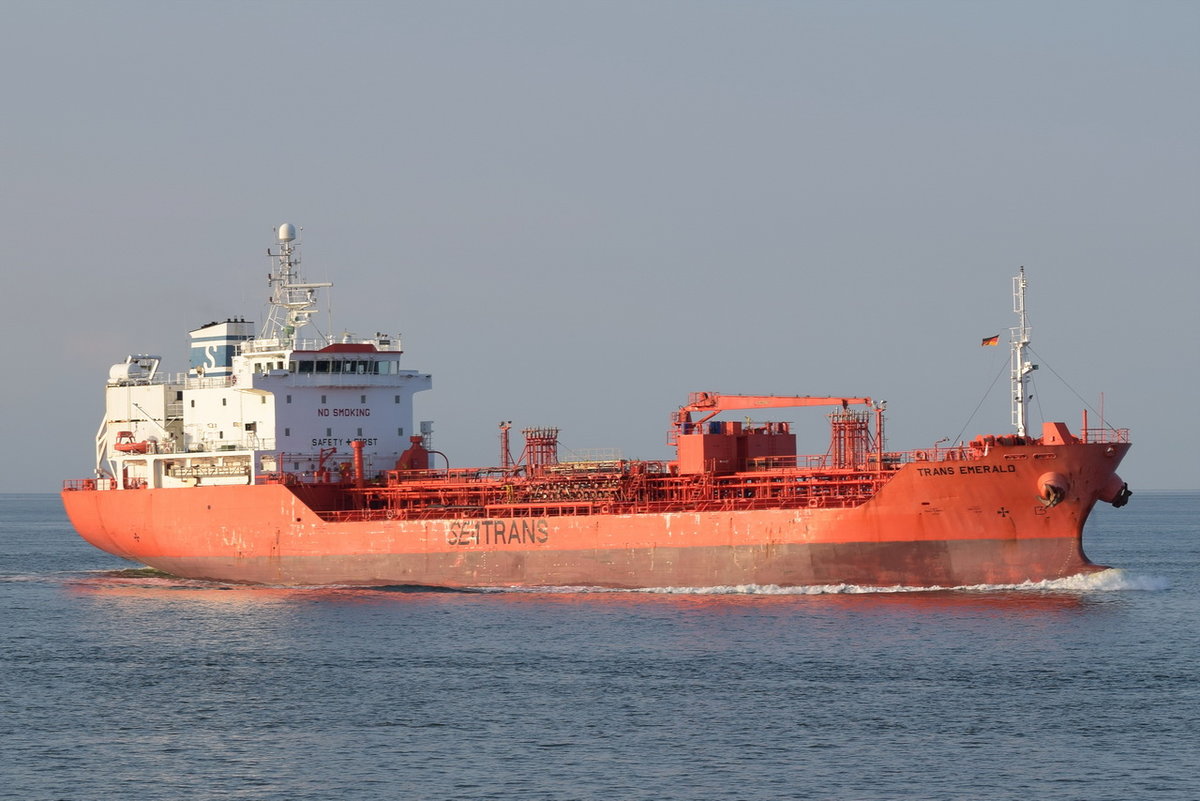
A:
[261,223,332,346]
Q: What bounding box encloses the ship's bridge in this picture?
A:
[242,332,403,356]
[236,337,418,387]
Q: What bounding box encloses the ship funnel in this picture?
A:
[189,319,255,379]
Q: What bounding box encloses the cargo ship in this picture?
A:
[61,225,1132,589]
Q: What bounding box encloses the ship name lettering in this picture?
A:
[446,519,550,546]
[958,464,1017,475]
[917,464,1016,477]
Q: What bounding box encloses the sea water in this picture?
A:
[1,492,1197,801]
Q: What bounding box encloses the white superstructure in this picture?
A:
[94,224,432,489]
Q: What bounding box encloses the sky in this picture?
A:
[2,0,1196,492]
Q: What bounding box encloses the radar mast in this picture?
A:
[261,223,332,347]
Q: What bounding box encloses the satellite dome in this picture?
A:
[278,223,297,242]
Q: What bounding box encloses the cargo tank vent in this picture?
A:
[521,427,560,471]
[830,409,872,469]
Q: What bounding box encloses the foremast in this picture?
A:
[1010,267,1037,437]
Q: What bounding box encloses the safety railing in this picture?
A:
[62,478,119,491]
[1081,427,1131,444]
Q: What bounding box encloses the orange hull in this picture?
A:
[61,441,1128,588]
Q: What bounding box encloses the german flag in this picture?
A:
[981,335,1000,346]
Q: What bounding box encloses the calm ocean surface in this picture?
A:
[2,492,1197,801]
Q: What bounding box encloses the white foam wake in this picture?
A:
[493,568,1169,596]
[632,568,1171,595]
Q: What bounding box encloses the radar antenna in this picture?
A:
[260,223,332,347]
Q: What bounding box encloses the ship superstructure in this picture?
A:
[94,224,431,492]
[64,227,1132,589]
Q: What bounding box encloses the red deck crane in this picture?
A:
[675,392,874,428]
[672,392,880,473]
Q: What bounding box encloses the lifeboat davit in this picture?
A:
[113,431,151,454]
